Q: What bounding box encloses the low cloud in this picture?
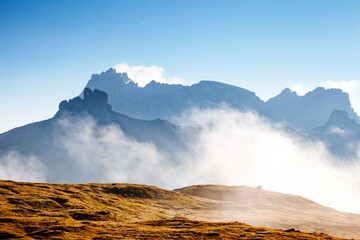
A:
[0,151,46,182]
[329,126,348,135]
[174,108,360,213]
[114,63,183,87]
[1,109,360,214]
[290,83,310,96]
[53,116,175,185]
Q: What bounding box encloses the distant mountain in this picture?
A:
[84,68,359,130]
[84,68,264,121]
[264,87,359,130]
[0,88,190,182]
[311,110,360,159]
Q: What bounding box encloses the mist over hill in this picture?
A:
[1,69,360,214]
[83,68,360,159]
[1,180,359,239]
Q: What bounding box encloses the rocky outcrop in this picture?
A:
[58,88,112,116]
[326,110,359,128]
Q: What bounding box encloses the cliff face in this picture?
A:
[57,88,112,118]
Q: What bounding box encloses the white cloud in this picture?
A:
[0,151,46,182]
[55,116,174,185]
[173,108,360,213]
[322,80,360,115]
[329,126,348,135]
[2,109,360,214]
[290,83,310,96]
[322,80,360,95]
[114,63,184,87]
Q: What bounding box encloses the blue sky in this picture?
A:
[1,0,360,133]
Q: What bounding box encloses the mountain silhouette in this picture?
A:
[84,68,264,121]
[0,88,190,182]
[85,68,359,130]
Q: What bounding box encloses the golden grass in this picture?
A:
[0,180,357,239]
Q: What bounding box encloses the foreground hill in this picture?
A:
[0,181,359,239]
[175,185,360,237]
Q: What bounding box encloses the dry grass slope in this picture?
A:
[175,185,360,239]
[0,180,356,239]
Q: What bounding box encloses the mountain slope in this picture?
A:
[175,185,360,238]
[0,88,192,183]
[0,180,357,239]
[311,110,360,159]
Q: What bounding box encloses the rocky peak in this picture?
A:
[58,88,112,116]
[326,110,358,128]
[88,68,136,86]
[84,88,109,104]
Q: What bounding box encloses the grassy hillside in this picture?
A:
[0,180,358,239]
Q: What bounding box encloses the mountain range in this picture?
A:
[1,68,360,183]
[85,68,359,131]
[83,68,360,159]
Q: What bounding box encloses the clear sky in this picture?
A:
[1,0,360,133]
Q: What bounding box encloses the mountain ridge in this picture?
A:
[85,68,359,130]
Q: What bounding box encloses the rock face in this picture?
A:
[84,68,359,130]
[58,88,111,115]
[326,110,360,129]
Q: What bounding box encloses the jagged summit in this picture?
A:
[83,87,110,105]
[87,68,138,90]
[57,88,112,117]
